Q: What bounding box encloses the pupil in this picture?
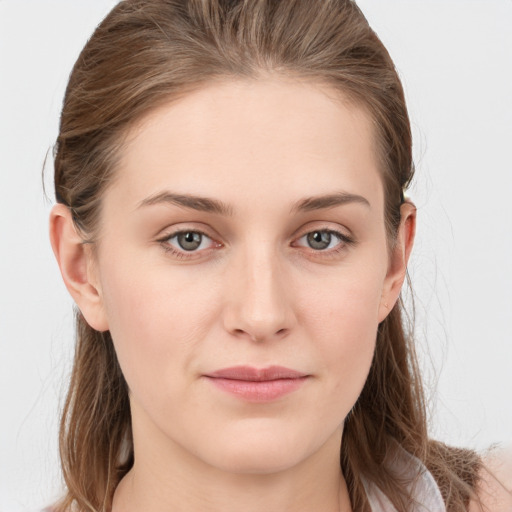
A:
[308,231,331,250]
[178,232,202,251]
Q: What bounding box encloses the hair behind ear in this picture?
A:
[55,314,132,512]
[342,306,481,511]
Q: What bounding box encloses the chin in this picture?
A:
[191,421,337,475]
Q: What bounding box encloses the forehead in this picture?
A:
[111,78,384,214]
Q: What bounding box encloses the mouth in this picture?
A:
[203,365,310,402]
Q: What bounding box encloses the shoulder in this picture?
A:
[469,446,512,512]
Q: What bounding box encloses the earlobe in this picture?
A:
[49,204,109,332]
[378,202,416,322]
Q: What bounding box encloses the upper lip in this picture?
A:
[205,366,308,381]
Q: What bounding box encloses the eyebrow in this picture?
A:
[137,191,234,215]
[137,190,370,215]
[291,192,371,213]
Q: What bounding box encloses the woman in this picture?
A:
[48,0,511,511]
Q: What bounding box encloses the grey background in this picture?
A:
[1,1,511,510]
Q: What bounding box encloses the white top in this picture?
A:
[361,446,446,512]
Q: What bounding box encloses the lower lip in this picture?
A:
[205,377,308,402]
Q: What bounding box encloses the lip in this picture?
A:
[204,366,309,402]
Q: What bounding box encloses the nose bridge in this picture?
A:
[225,240,293,341]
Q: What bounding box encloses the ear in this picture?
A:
[49,204,109,332]
[378,201,416,322]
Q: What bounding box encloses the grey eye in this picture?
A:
[176,232,203,251]
[306,231,333,250]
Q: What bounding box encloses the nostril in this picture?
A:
[230,327,289,342]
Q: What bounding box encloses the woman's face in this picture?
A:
[85,78,406,474]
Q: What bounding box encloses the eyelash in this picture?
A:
[157,228,355,260]
[157,229,219,260]
[293,229,355,257]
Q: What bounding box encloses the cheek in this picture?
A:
[98,258,220,403]
[298,266,385,406]
[300,262,384,340]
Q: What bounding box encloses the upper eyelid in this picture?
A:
[158,230,220,258]
[293,229,351,248]
[160,229,218,248]
[156,224,217,241]
[291,222,353,241]
[296,227,348,237]
[162,228,211,238]
[155,222,353,247]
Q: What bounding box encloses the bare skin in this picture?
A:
[470,449,512,512]
[50,78,415,512]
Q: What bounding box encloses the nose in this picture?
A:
[222,246,296,343]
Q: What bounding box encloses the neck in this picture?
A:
[112,410,352,512]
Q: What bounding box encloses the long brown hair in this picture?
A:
[53,1,480,510]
